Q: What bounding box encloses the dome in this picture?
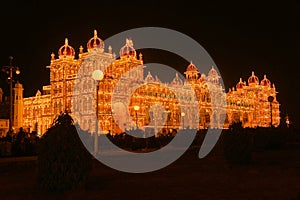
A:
[58,38,75,58]
[171,73,183,86]
[236,78,246,89]
[208,66,219,77]
[120,38,136,58]
[145,71,154,83]
[87,30,104,51]
[248,71,259,85]
[260,74,271,87]
[186,61,198,72]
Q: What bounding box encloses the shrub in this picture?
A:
[38,112,92,192]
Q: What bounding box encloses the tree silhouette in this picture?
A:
[38,111,92,192]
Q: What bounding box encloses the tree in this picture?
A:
[38,112,92,192]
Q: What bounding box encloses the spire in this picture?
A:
[65,38,68,46]
[79,45,83,54]
[94,29,97,37]
[139,53,143,60]
[108,45,112,54]
[51,52,55,60]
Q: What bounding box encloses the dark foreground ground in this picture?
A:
[1,146,300,200]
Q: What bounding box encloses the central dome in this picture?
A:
[248,71,259,85]
[87,30,104,51]
[120,38,136,58]
[58,38,75,58]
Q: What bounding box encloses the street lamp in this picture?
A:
[133,105,140,129]
[267,96,274,128]
[92,69,104,155]
[164,107,171,133]
[181,112,185,129]
[285,114,290,128]
[1,56,20,134]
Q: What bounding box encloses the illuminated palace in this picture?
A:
[3,30,280,135]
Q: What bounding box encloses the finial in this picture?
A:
[139,52,143,60]
[129,39,133,47]
[94,30,97,37]
[232,87,235,91]
[51,52,55,60]
[65,38,68,46]
[108,45,112,54]
[239,77,242,82]
[112,53,116,59]
[251,71,255,76]
[79,45,83,54]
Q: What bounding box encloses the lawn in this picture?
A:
[1,146,300,200]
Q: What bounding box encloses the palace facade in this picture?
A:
[1,30,280,135]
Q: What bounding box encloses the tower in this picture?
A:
[13,82,24,130]
[184,61,199,83]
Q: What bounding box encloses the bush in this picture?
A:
[38,112,92,192]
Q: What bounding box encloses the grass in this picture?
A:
[1,146,300,199]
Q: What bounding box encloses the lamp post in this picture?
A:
[92,69,104,155]
[133,105,140,129]
[285,114,290,128]
[181,112,185,129]
[267,96,274,128]
[164,107,171,133]
[1,56,20,134]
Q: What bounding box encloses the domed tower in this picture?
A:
[260,74,271,87]
[248,71,259,86]
[171,73,183,86]
[58,38,75,59]
[87,30,104,52]
[184,61,199,83]
[236,78,246,90]
[207,66,220,84]
[120,38,137,59]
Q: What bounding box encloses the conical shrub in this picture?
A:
[38,112,92,192]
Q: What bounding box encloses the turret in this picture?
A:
[13,82,24,129]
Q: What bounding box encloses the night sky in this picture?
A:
[0,1,299,127]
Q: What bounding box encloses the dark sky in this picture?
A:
[0,1,300,127]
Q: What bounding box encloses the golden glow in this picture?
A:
[19,30,280,135]
[15,68,20,75]
[133,105,140,111]
[92,70,104,81]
